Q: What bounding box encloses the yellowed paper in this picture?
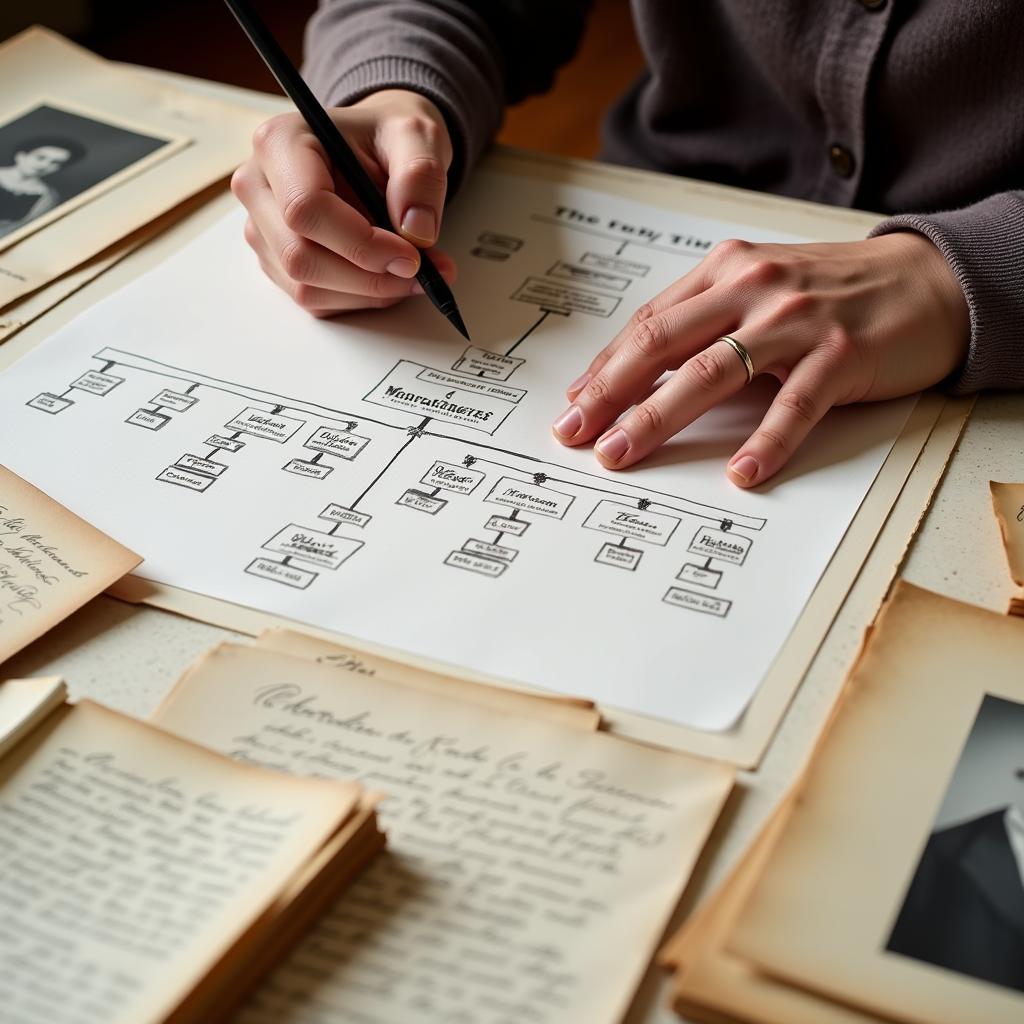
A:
[0,28,265,308]
[990,481,1024,589]
[0,464,140,663]
[730,582,1024,1024]
[153,643,734,1024]
[0,698,364,1024]
[659,792,885,1024]
[255,627,601,730]
[0,674,65,757]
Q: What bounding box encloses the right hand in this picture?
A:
[232,89,457,317]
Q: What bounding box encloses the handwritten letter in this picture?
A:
[0,465,139,663]
[0,700,361,1024]
[155,645,733,1024]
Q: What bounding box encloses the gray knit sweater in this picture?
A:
[303,0,1024,393]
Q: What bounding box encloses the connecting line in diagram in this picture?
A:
[25,226,751,615]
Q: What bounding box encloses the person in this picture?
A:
[888,805,1024,993]
[0,136,85,239]
[231,2,1023,488]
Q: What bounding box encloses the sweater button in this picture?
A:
[829,144,856,178]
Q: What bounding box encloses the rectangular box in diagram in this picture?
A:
[420,460,485,495]
[303,426,369,460]
[662,587,731,617]
[70,370,124,395]
[583,500,680,545]
[463,538,518,562]
[396,489,447,514]
[206,434,245,453]
[126,409,170,430]
[225,406,305,443]
[27,393,72,414]
[677,563,723,589]
[485,514,529,537]
[548,261,630,291]
[283,458,333,480]
[450,346,524,381]
[363,361,518,435]
[485,476,574,519]
[319,504,372,529]
[152,389,197,412]
[175,454,226,477]
[511,277,621,317]
[245,557,317,590]
[262,524,362,570]
[156,466,215,492]
[478,230,523,252]
[580,252,650,277]
[445,550,507,578]
[688,526,752,566]
[415,367,525,404]
[595,542,643,570]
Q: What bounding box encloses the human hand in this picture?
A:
[231,89,457,316]
[552,233,970,486]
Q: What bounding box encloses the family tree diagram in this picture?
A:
[24,208,765,619]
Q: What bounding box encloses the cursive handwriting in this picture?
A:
[0,739,304,1022]
[225,690,681,1024]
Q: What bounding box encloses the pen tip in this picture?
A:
[447,306,471,342]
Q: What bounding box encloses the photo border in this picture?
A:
[0,95,190,253]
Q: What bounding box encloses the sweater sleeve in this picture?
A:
[869,191,1024,393]
[303,0,592,190]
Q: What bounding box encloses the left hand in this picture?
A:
[552,232,970,486]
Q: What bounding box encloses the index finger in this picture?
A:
[253,116,420,275]
[566,257,714,401]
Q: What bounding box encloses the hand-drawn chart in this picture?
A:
[0,171,913,732]
[28,343,764,606]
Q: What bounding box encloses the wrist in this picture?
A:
[879,231,971,372]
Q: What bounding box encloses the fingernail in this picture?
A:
[595,428,629,463]
[387,257,419,279]
[567,372,590,398]
[553,406,583,439]
[401,205,436,244]
[729,455,759,482]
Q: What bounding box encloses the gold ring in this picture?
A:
[717,335,755,383]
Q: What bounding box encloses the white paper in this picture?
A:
[0,172,911,730]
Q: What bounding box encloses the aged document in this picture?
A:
[256,627,600,729]
[153,643,733,1023]
[0,699,367,1024]
[0,29,266,308]
[0,464,139,663]
[990,482,1024,616]
[729,583,1024,1024]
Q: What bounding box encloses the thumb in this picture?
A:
[380,113,451,250]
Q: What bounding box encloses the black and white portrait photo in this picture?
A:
[0,102,178,244]
[887,694,1024,993]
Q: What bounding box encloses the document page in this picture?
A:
[0,464,139,663]
[155,642,733,1024]
[0,699,362,1024]
[0,172,913,730]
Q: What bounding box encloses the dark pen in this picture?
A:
[222,0,471,341]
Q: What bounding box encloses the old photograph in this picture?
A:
[888,694,1024,993]
[0,101,180,246]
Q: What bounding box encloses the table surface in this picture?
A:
[4,66,1022,1024]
